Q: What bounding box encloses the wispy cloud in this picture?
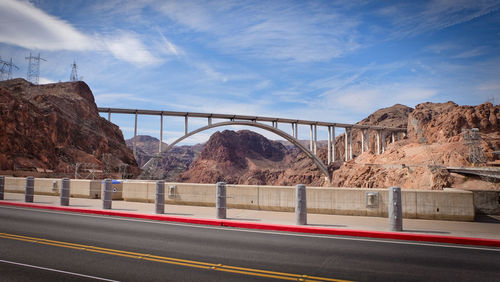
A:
[375,0,500,38]
[157,1,361,62]
[0,0,173,67]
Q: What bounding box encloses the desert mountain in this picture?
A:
[0,78,139,177]
[178,130,329,186]
[332,102,499,190]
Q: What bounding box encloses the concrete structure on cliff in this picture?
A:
[98,107,407,181]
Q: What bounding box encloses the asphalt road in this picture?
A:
[0,205,499,282]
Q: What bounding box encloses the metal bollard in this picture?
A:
[102,179,112,209]
[0,176,4,200]
[295,184,307,225]
[389,186,403,231]
[60,178,70,206]
[216,182,226,219]
[156,180,165,214]
[25,176,34,203]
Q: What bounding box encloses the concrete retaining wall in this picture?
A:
[122,181,475,221]
[471,190,500,215]
[2,177,117,199]
[1,177,475,221]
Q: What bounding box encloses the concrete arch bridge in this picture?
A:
[98,108,407,182]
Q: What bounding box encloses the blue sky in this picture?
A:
[1,0,499,145]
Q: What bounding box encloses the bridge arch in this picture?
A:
[161,120,331,182]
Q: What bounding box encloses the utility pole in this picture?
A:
[0,57,19,81]
[70,60,79,81]
[25,52,46,84]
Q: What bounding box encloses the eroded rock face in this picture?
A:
[0,78,139,176]
[332,102,500,190]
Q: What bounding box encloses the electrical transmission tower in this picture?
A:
[0,57,19,81]
[25,52,46,84]
[70,60,79,81]
[463,128,485,165]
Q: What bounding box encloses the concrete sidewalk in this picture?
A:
[2,192,500,241]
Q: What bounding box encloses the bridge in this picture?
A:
[98,107,407,181]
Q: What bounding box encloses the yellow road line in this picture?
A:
[0,232,354,282]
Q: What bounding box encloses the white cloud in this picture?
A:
[38,77,56,84]
[0,0,94,51]
[324,83,438,114]
[0,0,169,67]
[100,31,161,67]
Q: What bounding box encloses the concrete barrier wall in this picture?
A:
[121,181,474,221]
[3,177,102,199]
[2,177,475,221]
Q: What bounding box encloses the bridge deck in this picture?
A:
[98,107,407,132]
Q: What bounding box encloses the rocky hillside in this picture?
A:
[333,104,413,161]
[178,130,328,185]
[126,135,203,181]
[0,78,139,177]
[332,102,499,190]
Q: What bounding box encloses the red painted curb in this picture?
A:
[1,200,499,247]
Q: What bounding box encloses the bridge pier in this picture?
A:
[361,129,365,154]
[344,129,348,162]
[332,126,335,162]
[328,126,332,165]
[310,125,313,152]
[349,128,353,160]
[133,111,138,159]
[313,124,317,155]
[381,130,386,153]
[376,130,381,155]
[159,114,163,153]
[184,116,188,135]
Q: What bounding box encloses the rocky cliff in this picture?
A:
[0,78,139,177]
[332,102,500,190]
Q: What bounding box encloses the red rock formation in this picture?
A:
[0,78,139,177]
[332,102,500,190]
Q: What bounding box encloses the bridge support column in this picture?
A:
[294,123,298,139]
[184,116,188,135]
[216,182,226,219]
[0,175,4,200]
[208,116,212,126]
[391,132,395,143]
[313,125,317,155]
[344,129,348,162]
[25,176,34,203]
[295,184,307,225]
[361,129,365,154]
[349,128,353,160]
[133,112,138,159]
[156,180,165,214]
[108,111,111,121]
[366,130,370,152]
[376,131,381,155]
[327,126,332,165]
[102,179,112,210]
[309,125,313,152]
[60,178,70,206]
[381,130,386,153]
[389,186,403,231]
[159,114,163,153]
[332,127,335,162]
